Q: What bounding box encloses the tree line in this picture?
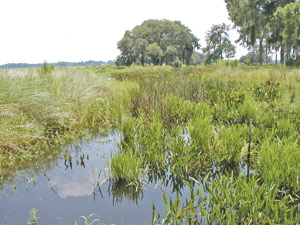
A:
[116,19,238,66]
[225,0,299,65]
[0,60,115,69]
[117,1,299,66]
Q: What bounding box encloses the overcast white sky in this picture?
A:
[0,0,248,65]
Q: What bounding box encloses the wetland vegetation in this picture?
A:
[1,62,300,224]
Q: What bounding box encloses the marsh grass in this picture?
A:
[0,66,123,177]
[1,63,300,224]
[106,64,300,223]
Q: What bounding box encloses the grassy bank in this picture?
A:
[0,65,131,181]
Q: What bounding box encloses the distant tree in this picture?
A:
[225,0,268,64]
[191,52,205,65]
[117,31,135,66]
[224,0,297,65]
[203,23,236,64]
[117,19,200,66]
[239,44,272,65]
[0,60,112,69]
[273,2,300,64]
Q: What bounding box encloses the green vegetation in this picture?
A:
[154,174,300,224]
[28,208,38,225]
[0,64,125,181]
[1,1,299,225]
[116,19,200,66]
[106,63,300,223]
[0,60,115,69]
[75,214,101,225]
[203,23,236,63]
[1,63,300,223]
[225,0,299,65]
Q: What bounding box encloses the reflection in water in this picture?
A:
[108,179,144,205]
[51,170,99,199]
[0,131,244,225]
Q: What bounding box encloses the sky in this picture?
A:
[0,0,248,65]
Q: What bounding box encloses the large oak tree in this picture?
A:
[116,20,200,66]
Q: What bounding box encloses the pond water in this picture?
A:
[0,133,190,225]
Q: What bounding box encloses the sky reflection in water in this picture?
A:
[0,133,179,225]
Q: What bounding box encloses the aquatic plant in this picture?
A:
[256,139,300,190]
[154,174,300,224]
[109,149,143,183]
[28,208,38,225]
[214,124,246,166]
[74,214,100,225]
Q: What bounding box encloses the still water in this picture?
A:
[0,133,189,225]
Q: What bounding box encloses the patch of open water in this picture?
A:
[0,133,190,225]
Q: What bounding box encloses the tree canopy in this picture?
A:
[224,0,299,64]
[272,2,300,64]
[116,19,200,67]
[203,23,236,64]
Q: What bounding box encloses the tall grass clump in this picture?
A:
[238,97,259,123]
[256,139,300,190]
[109,150,143,183]
[110,113,168,184]
[188,116,214,158]
[119,116,136,150]
[0,67,124,175]
[214,125,246,167]
[136,113,168,175]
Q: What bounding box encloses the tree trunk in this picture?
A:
[265,43,268,64]
[275,48,278,64]
[280,44,284,65]
[259,38,263,65]
[141,54,145,66]
[286,47,291,64]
